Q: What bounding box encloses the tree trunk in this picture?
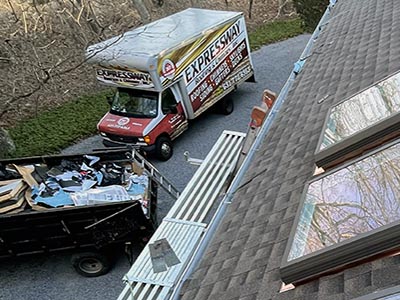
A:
[0,128,15,158]
[132,0,151,24]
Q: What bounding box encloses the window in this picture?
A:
[281,138,400,284]
[111,88,158,118]
[161,88,177,114]
[315,70,400,169]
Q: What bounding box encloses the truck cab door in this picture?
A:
[161,86,187,138]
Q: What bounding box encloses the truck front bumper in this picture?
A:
[101,136,156,153]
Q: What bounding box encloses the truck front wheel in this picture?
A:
[155,136,173,161]
[71,252,111,277]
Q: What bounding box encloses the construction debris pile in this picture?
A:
[0,155,149,215]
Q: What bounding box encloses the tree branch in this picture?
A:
[7,0,19,23]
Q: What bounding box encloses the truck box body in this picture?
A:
[86,8,254,160]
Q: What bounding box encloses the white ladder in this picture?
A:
[129,149,180,201]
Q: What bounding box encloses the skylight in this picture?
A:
[315,71,400,169]
[320,71,400,150]
[290,140,400,261]
[281,138,400,283]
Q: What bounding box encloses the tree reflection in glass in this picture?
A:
[289,141,400,261]
[320,71,400,150]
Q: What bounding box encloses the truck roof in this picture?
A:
[86,8,242,71]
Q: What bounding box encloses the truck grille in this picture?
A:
[105,133,138,144]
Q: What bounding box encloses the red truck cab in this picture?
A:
[98,87,187,160]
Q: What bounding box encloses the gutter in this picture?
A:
[171,2,338,299]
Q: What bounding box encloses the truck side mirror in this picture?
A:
[163,104,178,115]
[169,105,178,114]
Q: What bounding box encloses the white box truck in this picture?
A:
[86,8,255,160]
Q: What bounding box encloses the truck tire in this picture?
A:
[71,252,111,277]
[218,97,234,115]
[155,136,173,161]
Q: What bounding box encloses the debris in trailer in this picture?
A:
[0,155,149,214]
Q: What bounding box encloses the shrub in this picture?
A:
[292,0,329,31]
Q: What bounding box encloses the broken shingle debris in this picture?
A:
[0,155,149,214]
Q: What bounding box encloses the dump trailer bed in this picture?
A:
[0,149,157,277]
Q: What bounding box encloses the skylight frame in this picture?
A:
[315,70,400,169]
[352,285,400,300]
[281,137,400,284]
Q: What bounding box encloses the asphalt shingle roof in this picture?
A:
[179,1,400,299]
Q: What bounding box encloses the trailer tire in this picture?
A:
[155,136,173,161]
[218,97,234,115]
[71,252,111,277]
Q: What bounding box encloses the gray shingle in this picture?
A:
[344,271,373,299]
[179,0,400,299]
[371,266,400,288]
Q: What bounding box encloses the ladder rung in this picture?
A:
[130,150,181,200]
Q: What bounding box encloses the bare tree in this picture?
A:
[0,0,142,124]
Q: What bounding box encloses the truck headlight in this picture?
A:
[100,132,106,137]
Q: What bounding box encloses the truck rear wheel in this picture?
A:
[218,97,234,115]
[155,136,173,161]
[71,251,111,277]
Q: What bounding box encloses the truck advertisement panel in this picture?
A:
[158,16,252,112]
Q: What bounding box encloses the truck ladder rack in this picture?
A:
[129,150,180,201]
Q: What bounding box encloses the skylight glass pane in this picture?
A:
[319,71,400,151]
[288,141,400,261]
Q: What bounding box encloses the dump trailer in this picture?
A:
[0,149,169,277]
[86,8,255,161]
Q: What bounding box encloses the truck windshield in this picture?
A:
[110,88,158,118]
